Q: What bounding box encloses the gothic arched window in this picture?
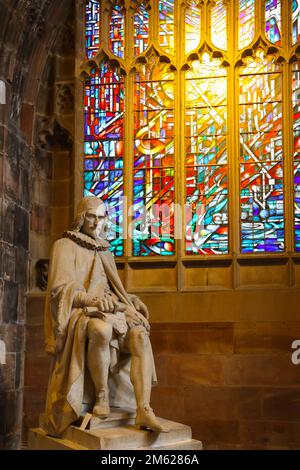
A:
[80,0,299,261]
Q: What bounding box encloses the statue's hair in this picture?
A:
[72,212,86,232]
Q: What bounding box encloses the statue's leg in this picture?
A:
[128,325,152,406]
[87,318,112,418]
[127,325,169,432]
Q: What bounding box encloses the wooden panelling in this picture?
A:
[127,262,177,292]
[181,261,232,290]
[237,259,289,288]
[292,258,300,286]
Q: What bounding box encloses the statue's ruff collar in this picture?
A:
[63,230,110,251]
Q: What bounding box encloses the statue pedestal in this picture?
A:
[28,408,202,450]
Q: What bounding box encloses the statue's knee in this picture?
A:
[88,319,112,344]
[130,325,149,350]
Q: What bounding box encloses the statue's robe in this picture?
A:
[42,231,157,436]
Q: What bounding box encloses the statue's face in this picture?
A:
[81,204,107,239]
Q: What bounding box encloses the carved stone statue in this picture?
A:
[42,196,168,436]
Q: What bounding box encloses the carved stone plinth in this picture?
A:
[28,408,202,450]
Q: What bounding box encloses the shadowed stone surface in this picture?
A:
[0,0,73,450]
[29,410,202,450]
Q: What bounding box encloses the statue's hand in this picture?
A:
[135,310,150,331]
[96,293,115,313]
[130,295,150,320]
[125,308,150,332]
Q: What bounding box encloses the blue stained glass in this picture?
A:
[84,64,125,256]
[134,3,149,56]
[239,54,284,253]
[85,1,100,59]
[265,0,281,45]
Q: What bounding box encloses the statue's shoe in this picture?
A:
[92,393,110,419]
[135,405,169,432]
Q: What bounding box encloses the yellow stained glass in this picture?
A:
[211,0,227,50]
[238,0,255,50]
[185,0,201,54]
[158,0,175,54]
[185,54,228,255]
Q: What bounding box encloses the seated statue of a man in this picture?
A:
[43,196,168,436]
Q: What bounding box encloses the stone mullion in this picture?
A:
[282,0,294,256]
[256,0,263,38]
[74,0,85,209]
[228,0,239,261]
[178,1,187,261]
[173,0,181,260]
[124,10,133,258]
[121,1,132,259]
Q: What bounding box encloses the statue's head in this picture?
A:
[72,196,107,240]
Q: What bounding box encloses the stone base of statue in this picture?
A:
[28,408,202,450]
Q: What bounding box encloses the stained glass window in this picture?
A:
[133,3,149,56]
[293,0,300,45]
[238,0,255,50]
[211,0,227,51]
[82,1,298,259]
[185,0,201,54]
[85,0,100,59]
[265,0,281,45]
[185,55,228,255]
[133,59,175,256]
[158,0,175,54]
[293,62,300,251]
[84,64,124,256]
[239,51,284,253]
[109,3,125,58]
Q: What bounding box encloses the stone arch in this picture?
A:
[0,0,75,449]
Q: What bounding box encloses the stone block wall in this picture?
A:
[0,0,33,443]
[23,295,50,436]
[150,322,300,449]
[0,0,73,449]
[29,7,75,290]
